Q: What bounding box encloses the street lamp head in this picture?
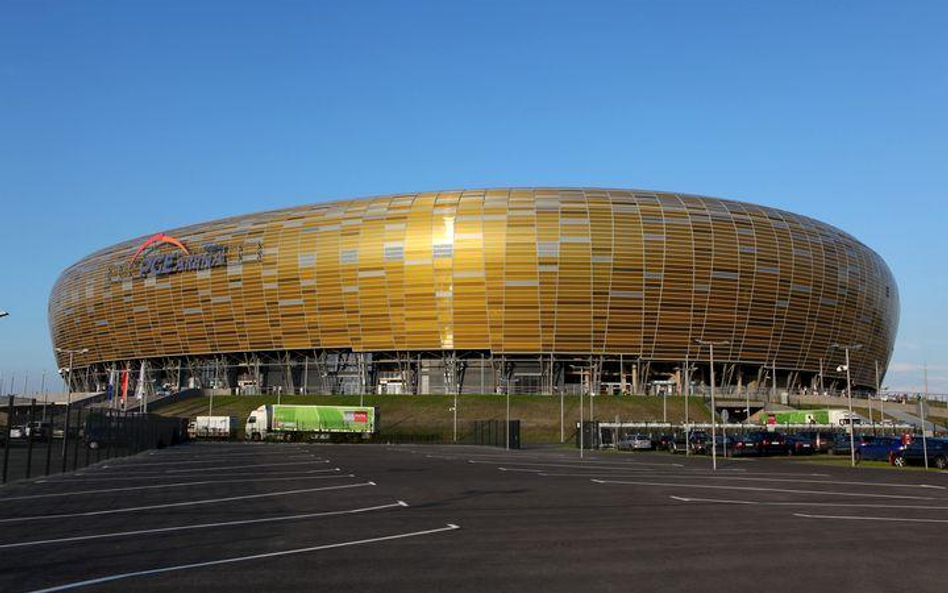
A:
[0,310,9,318]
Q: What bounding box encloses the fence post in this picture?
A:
[85,411,93,468]
[25,398,36,479]
[72,406,83,471]
[107,409,115,460]
[60,402,71,474]
[2,396,13,483]
[44,408,54,476]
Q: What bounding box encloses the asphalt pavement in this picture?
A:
[0,442,946,593]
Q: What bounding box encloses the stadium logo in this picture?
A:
[107,232,260,282]
[130,233,191,262]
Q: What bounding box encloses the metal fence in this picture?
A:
[1,396,189,484]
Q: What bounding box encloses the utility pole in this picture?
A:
[56,347,88,460]
[696,339,728,471]
[922,362,930,470]
[832,343,862,468]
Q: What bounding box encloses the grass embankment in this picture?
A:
[153,394,712,444]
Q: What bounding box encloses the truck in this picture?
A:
[769,408,864,426]
[189,416,237,439]
[244,405,379,442]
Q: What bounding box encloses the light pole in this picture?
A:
[56,348,89,406]
[922,362,930,470]
[696,339,728,471]
[831,343,862,468]
[56,347,88,459]
[683,356,690,456]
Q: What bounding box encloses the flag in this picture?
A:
[120,368,129,405]
[135,361,146,400]
[106,368,115,402]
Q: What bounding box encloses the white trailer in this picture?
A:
[189,416,236,439]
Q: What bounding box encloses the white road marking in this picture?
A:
[0,501,408,550]
[425,454,457,460]
[670,495,948,510]
[795,512,948,524]
[532,472,943,490]
[469,460,683,469]
[104,454,320,467]
[34,468,341,483]
[498,467,544,473]
[164,460,330,473]
[592,479,936,500]
[93,459,329,473]
[0,482,375,524]
[20,523,461,593]
[0,473,356,501]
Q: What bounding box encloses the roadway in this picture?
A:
[0,442,945,592]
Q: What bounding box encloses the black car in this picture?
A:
[893,439,948,470]
[785,434,816,456]
[671,430,710,454]
[794,430,836,454]
[731,431,789,456]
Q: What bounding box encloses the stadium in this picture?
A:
[48,188,899,397]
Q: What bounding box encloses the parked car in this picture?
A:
[829,433,873,456]
[709,434,739,455]
[892,439,948,470]
[24,421,52,442]
[671,430,710,454]
[785,434,816,456]
[732,431,790,456]
[653,433,676,451]
[856,435,904,462]
[617,434,653,451]
[794,430,836,454]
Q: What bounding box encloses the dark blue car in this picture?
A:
[856,435,905,462]
[893,439,948,470]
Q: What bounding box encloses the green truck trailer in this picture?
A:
[768,408,862,426]
[244,404,379,441]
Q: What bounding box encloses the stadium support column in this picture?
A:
[632,359,639,395]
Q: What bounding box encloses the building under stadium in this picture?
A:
[49,188,899,397]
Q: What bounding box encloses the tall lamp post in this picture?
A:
[56,347,88,459]
[696,339,728,471]
[831,343,862,468]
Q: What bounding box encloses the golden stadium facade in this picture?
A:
[49,188,898,395]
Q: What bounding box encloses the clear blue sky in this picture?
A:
[1,0,945,393]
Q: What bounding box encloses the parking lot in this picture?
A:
[1,443,946,592]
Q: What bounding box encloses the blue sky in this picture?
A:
[1,0,946,393]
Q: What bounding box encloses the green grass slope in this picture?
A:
[154,394,712,444]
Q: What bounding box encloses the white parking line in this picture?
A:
[37,468,341,483]
[103,454,321,467]
[532,473,943,490]
[0,482,375,524]
[592,479,937,500]
[670,495,948,510]
[0,500,408,550]
[469,460,683,470]
[164,460,330,473]
[1,473,357,501]
[21,523,462,593]
[795,513,948,523]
